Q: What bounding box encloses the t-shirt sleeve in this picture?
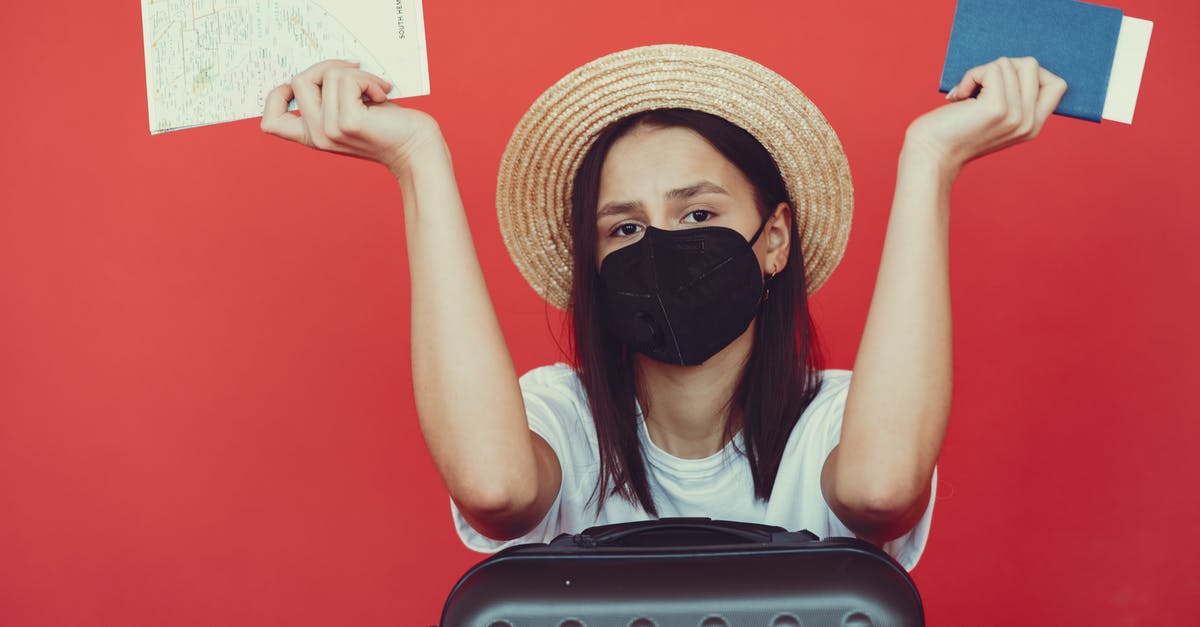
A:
[448,363,580,553]
[809,370,937,571]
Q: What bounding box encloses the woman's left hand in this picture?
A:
[904,56,1068,177]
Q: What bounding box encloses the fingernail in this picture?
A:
[945,87,957,100]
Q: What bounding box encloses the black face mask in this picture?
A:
[598,219,769,366]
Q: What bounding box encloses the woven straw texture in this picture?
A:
[496,44,854,311]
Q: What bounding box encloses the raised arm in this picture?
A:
[821,57,1068,543]
[260,61,561,540]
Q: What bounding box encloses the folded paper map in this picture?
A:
[140,0,428,134]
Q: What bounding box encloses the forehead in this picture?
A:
[597,125,750,199]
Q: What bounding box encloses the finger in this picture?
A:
[338,70,388,137]
[996,58,1022,130]
[364,78,391,103]
[290,72,327,148]
[1014,57,1040,133]
[948,60,1004,105]
[322,69,345,145]
[948,59,1003,101]
[260,83,306,142]
[1033,67,1068,134]
[947,65,983,101]
[291,60,362,148]
[351,69,392,103]
[975,63,1009,122]
[323,68,389,148]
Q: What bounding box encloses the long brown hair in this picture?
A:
[568,109,825,516]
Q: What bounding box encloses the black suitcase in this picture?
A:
[440,517,924,626]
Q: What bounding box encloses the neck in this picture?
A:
[635,321,756,459]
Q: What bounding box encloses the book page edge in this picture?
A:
[1102,16,1154,125]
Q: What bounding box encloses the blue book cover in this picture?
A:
[940,0,1124,122]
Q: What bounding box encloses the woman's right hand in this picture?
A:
[260,60,442,178]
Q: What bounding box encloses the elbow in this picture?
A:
[452,477,540,540]
[847,477,926,516]
[832,477,931,544]
[455,478,537,519]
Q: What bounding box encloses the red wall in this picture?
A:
[2,1,1197,624]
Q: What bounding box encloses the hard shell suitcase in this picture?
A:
[440,517,923,626]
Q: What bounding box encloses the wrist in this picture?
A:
[390,129,461,225]
[385,123,450,182]
[898,133,961,190]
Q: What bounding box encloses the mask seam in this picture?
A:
[670,222,766,293]
[647,229,685,364]
[672,254,736,294]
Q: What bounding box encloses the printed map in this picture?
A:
[141,0,428,134]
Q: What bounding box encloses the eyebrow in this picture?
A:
[666,180,729,201]
[596,180,730,219]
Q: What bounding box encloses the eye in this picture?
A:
[611,222,643,237]
[684,208,714,223]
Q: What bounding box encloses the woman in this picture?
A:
[260,45,1066,570]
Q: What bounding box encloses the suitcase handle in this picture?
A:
[564,517,818,548]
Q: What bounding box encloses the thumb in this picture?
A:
[946,66,986,101]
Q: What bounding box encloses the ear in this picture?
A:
[763,202,792,275]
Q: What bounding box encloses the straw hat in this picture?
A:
[496,44,853,312]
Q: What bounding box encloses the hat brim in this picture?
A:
[497,44,854,312]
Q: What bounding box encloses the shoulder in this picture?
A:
[814,369,852,400]
[790,368,853,448]
[519,362,582,389]
[806,369,853,422]
[518,362,589,412]
[517,363,596,455]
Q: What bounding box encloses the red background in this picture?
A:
[2,0,1197,624]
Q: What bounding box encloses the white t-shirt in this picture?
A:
[451,363,936,571]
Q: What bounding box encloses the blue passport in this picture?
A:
[940,0,1124,122]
